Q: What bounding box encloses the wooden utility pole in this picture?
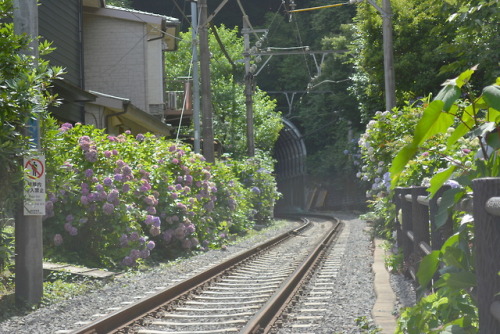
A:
[13,0,44,306]
[242,16,255,157]
[198,0,215,163]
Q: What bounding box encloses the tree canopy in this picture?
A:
[165,25,283,159]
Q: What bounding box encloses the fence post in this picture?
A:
[399,187,413,277]
[394,187,404,248]
[429,185,453,251]
[412,187,429,257]
[472,177,500,334]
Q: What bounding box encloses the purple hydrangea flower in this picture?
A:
[116,160,126,168]
[122,184,130,192]
[85,150,98,162]
[163,230,173,243]
[59,123,73,132]
[122,256,134,266]
[150,226,161,236]
[45,201,54,213]
[146,240,156,250]
[103,177,113,186]
[130,249,141,260]
[114,174,123,182]
[69,226,78,236]
[182,238,192,249]
[185,224,195,234]
[84,169,94,178]
[103,202,114,215]
[107,189,119,203]
[53,234,63,246]
[119,234,128,247]
[251,186,261,195]
[140,249,150,259]
[174,225,186,239]
[104,150,112,158]
[129,232,139,241]
[136,133,145,141]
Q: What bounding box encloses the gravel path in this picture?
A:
[0,212,416,334]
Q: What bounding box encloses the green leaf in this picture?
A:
[441,324,468,334]
[417,250,441,288]
[483,84,500,111]
[455,66,476,88]
[441,233,460,251]
[446,122,472,147]
[435,271,476,289]
[428,166,456,197]
[434,85,461,112]
[434,187,463,228]
[470,122,496,138]
[389,144,418,187]
[486,127,500,150]
[413,100,446,145]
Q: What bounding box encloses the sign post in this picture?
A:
[14,0,44,306]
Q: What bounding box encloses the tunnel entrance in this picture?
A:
[273,119,307,213]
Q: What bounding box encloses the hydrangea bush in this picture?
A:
[357,100,478,237]
[41,119,280,268]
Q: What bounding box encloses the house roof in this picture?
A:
[88,91,172,137]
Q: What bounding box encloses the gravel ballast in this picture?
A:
[0,213,416,333]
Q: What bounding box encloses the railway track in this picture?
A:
[68,216,341,334]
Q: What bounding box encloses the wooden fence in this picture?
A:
[393,177,500,334]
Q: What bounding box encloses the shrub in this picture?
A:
[41,119,280,268]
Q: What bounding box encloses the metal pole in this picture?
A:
[13,0,44,306]
[381,0,396,110]
[243,17,255,157]
[190,1,201,154]
[198,0,215,162]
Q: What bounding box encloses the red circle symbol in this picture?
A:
[25,158,45,179]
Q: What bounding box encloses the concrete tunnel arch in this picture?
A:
[273,118,307,212]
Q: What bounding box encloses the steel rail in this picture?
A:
[241,217,341,334]
[70,219,310,334]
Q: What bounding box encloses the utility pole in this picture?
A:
[190,0,201,154]
[13,0,44,306]
[198,0,215,163]
[353,0,396,110]
[381,0,396,110]
[242,16,255,157]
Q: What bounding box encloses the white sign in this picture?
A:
[24,155,46,216]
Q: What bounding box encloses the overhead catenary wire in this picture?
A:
[289,2,349,13]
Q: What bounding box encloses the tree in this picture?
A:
[349,0,499,121]
[0,0,61,272]
[165,25,283,158]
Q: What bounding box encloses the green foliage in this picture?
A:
[164,26,283,158]
[0,0,62,282]
[387,68,500,332]
[105,0,133,8]
[355,316,382,333]
[349,0,498,120]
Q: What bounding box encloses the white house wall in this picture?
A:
[83,13,148,111]
[146,32,165,115]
